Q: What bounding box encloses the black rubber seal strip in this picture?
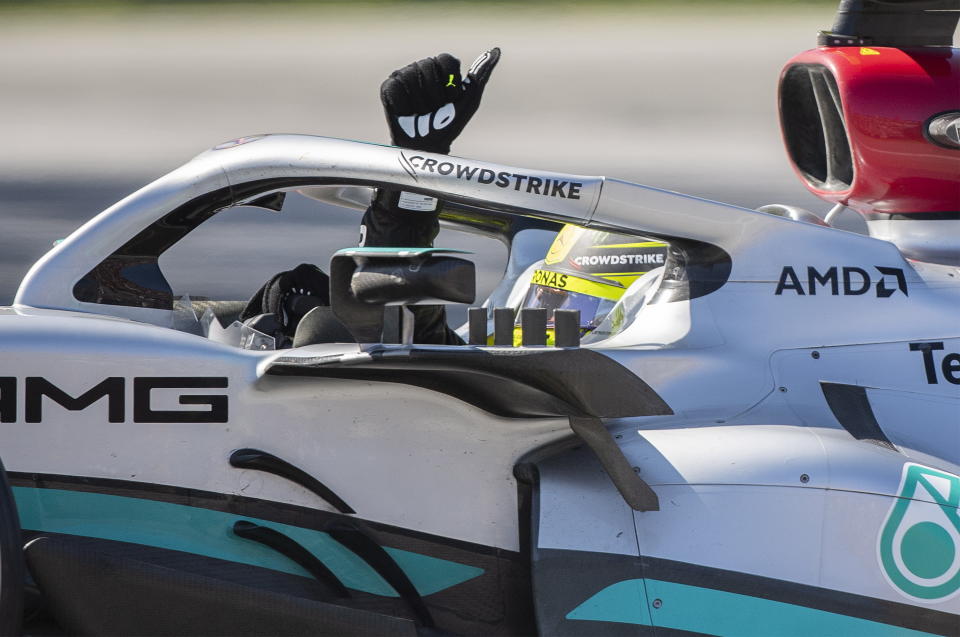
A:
[232,520,351,598]
[229,448,355,514]
[325,522,434,628]
[820,382,897,451]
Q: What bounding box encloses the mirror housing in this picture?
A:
[330,248,475,343]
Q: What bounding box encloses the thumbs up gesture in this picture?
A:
[380,48,501,154]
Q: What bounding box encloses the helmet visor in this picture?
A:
[520,284,616,330]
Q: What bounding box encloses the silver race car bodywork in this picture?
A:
[0,134,958,635]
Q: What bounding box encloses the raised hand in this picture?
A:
[380,48,500,154]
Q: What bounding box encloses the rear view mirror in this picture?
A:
[351,256,475,306]
[330,248,475,343]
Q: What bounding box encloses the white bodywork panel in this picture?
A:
[3,136,958,619]
[0,309,571,551]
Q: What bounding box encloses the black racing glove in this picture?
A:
[363,47,501,248]
[380,48,500,154]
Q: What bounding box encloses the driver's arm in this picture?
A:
[359,49,500,344]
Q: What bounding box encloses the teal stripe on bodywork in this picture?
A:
[13,486,482,597]
[566,579,652,626]
[568,579,939,637]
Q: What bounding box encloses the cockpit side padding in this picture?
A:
[292,307,355,347]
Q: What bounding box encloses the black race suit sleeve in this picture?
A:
[360,189,464,345]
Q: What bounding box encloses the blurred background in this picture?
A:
[1,0,851,313]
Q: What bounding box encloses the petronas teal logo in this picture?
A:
[878,463,960,602]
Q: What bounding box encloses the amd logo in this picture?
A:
[0,377,228,423]
[775,266,908,297]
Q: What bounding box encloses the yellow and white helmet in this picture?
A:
[517,225,667,343]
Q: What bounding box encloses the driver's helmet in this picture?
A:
[516,224,667,344]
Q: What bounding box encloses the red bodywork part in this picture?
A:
[779,46,960,217]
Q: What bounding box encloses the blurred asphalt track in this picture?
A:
[1,2,860,313]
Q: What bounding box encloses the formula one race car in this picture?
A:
[1,1,958,635]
